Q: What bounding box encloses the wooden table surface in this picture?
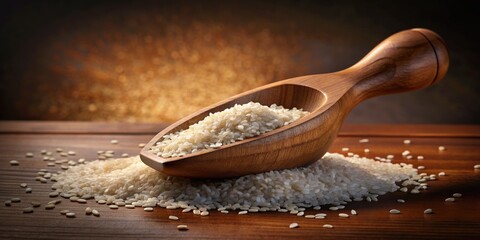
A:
[0,121,479,239]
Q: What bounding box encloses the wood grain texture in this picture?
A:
[0,122,479,239]
[140,28,449,178]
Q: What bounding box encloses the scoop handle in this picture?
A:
[347,28,449,103]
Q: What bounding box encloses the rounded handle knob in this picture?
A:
[349,28,449,102]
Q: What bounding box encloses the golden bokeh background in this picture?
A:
[1,1,478,123]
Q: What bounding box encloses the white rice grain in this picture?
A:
[85,207,92,215]
[22,207,34,213]
[177,225,189,231]
[92,209,100,216]
[10,160,19,166]
[45,204,55,210]
[389,209,401,214]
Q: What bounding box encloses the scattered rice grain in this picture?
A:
[289,223,299,229]
[45,204,55,210]
[323,224,333,229]
[49,192,59,197]
[410,189,420,194]
[389,209,401,214]
[92,209,100,216]
[10,160,19,166]
[22,207,34,213]
[177,225,189,231]
[85,207,92,215]
[48,199,61,205]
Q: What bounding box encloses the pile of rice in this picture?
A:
[51,101,420,212]
[51,153,419,211]
[149,102,309,158]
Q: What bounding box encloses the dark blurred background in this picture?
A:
[1,0,478,123]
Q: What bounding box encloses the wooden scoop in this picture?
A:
[140,28,449,178]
